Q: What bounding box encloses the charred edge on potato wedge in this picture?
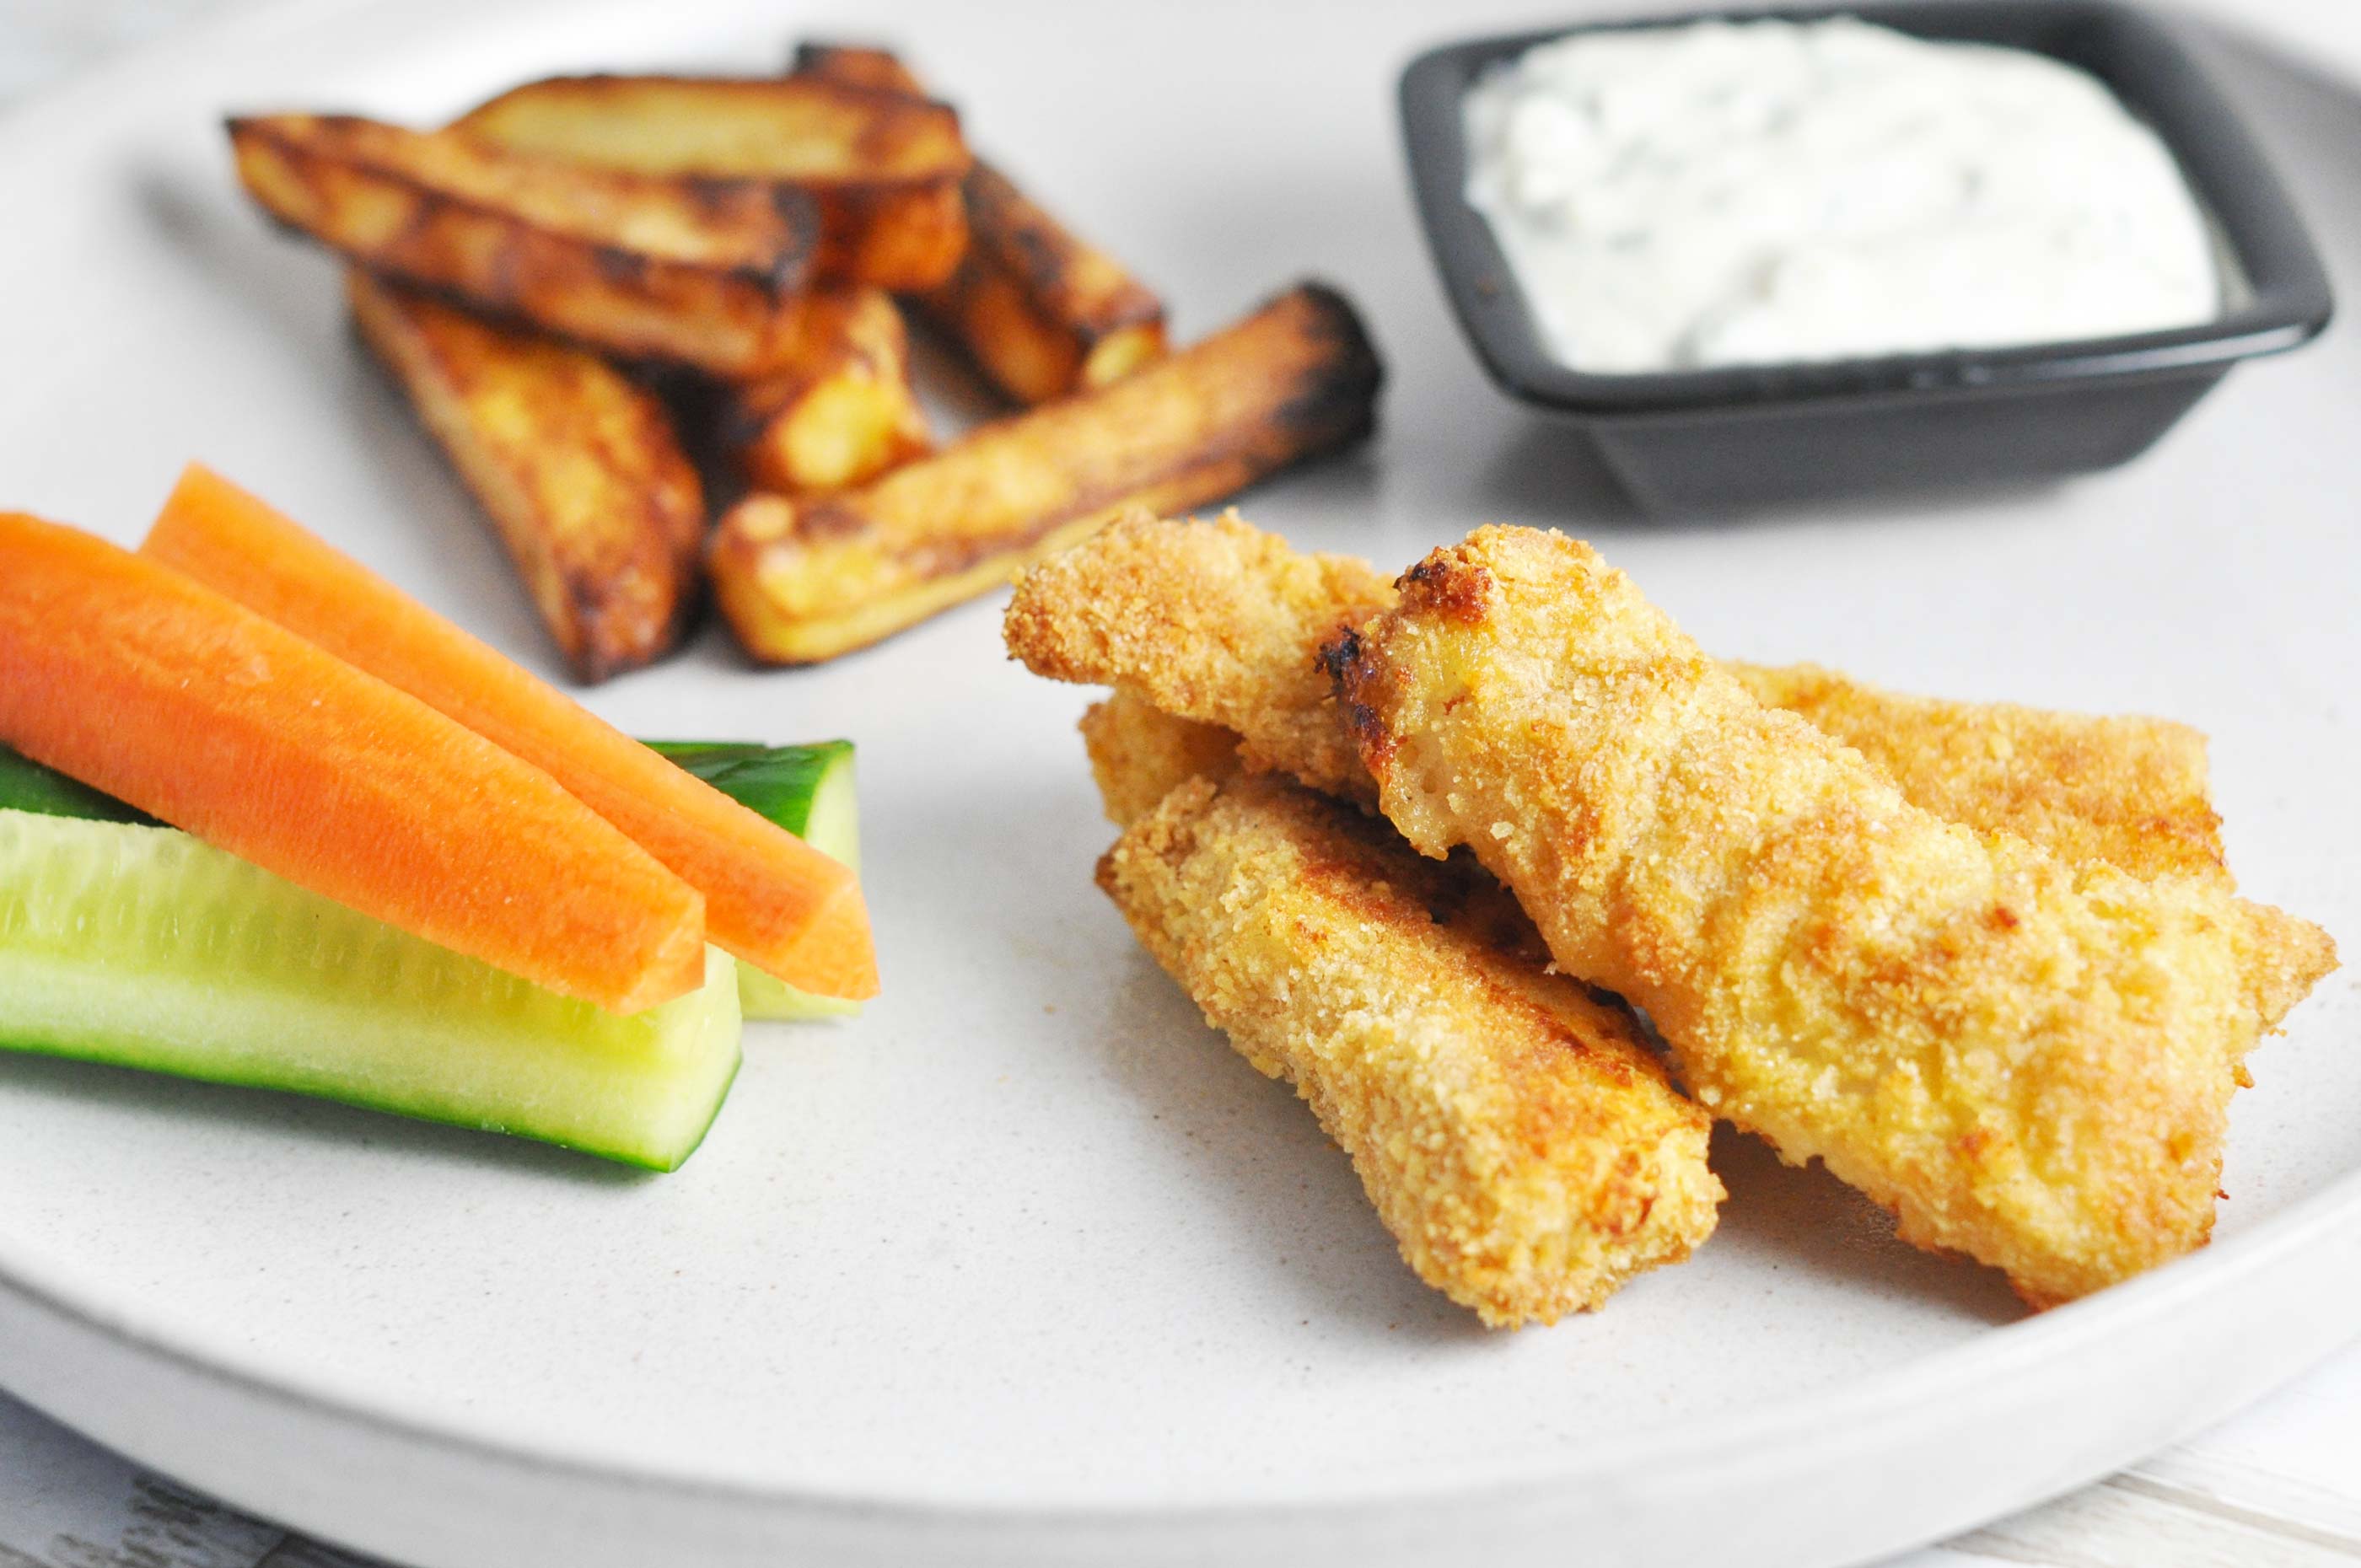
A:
[916,163,1170,405]
[788,43,929,97]
[454,76,971,291]
[707,281,1383,664]
[792,43,1170,404]
[228,114,820,375]
[723,286,933,495]
[348,271,707,682]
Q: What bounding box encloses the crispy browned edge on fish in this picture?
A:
[708,282,1381,665]
[1324,527,2337,1306]
[347,271,705,682]
[793,42,1170,404]
[228,113,819,376]
[720,285,933,494]
[1089,728,1721,1326]
[453,74,971,292]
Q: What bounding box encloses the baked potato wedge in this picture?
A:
[454,76,970,290]
[787,43,928,97]
[708,282,1382,664]
[347,271,706,683]
[229,114,817,375]
[917,163,1170,405]
[793,43,1169,404]
[723,285,932,494]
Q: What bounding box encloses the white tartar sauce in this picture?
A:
[1462,18,2221,373]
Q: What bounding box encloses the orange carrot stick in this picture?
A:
[144,465,879,1001]
[0,512,706,1013]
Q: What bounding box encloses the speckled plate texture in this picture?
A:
[0,2,2354,1564]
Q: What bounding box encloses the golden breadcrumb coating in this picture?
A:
[1019,513,2335,1304]
[1078,693,1239,827]
[1008,510,1390,801]
[1013,514,2235,873]
[2232,901,2340,1039]
[1327,526,2337,1306]
[1726,663,2226,887]
[1007,513,2326,1033]
[1095,766,1722,1325]
[1077,660,1731,1324]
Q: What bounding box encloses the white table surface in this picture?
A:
[1,2,2354,1565]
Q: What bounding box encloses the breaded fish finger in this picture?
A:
[1095,758,1722,1326]
[1007,515,2331,1034]
[1007,513,2233,880]
[1078,689,1240,828]
[1008,511,1392,802]
[1326,527,2336,1306]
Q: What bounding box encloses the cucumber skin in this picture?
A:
[0,956,742,1173]
[649,741,863,1023]
[648,740,852,840]
[0,743,155,824]
[9,737,852,841]
[0,810,742,1172]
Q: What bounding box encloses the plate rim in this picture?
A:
[3,1150,2360,1517]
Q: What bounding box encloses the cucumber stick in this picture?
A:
[0,735,858,1165]
[0,807,740,1171]
[646,741,862,1021]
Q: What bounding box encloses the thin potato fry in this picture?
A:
[707,282,1383,665]
[347,271,704,682]
[793,43,1170,404]
[722,286,932,494]
[455,76,970,290]
[229,114,817,375]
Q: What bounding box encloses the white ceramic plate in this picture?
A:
[1,2,2356,1565]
